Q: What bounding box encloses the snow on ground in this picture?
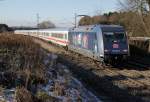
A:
[0,52,102,102]
[39,53,102,102]
[0,88,15,102]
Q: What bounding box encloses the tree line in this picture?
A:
[79,0,150,37]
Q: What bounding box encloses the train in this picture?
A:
[15,25,130,63]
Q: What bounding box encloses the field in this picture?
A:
[0,34,100,102]
[1,33,150,102]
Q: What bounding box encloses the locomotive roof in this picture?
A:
[70,24,124,32]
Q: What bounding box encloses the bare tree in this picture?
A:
[118,0,150,36]
[118,0,148,13]
[38,20,56,29]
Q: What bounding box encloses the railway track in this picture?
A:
[33,37,150,102]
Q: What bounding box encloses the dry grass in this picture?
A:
[0,33,46,90]
[15,87,34,102]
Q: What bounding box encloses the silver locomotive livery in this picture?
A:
[68,25,129,63]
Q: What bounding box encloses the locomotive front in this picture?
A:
[102,26,129,63]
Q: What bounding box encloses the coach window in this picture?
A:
[58,34,64,39]
[51,33,54,37]
[47,33,49,36]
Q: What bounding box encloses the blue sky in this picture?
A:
[0,0,118,27]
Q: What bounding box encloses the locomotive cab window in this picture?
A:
[103,32,125,42]
[114,32,125,40]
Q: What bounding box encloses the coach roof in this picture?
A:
[40,27,69,32]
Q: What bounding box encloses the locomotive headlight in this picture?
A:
[123,49,128,52]
[104,49,109,52]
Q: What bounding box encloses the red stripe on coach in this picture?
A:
[47,37,68,44]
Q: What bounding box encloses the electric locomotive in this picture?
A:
[68,25,129,63]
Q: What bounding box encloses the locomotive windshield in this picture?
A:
[103,32,126,42]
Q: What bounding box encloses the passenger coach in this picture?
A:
[15,28,69,46]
